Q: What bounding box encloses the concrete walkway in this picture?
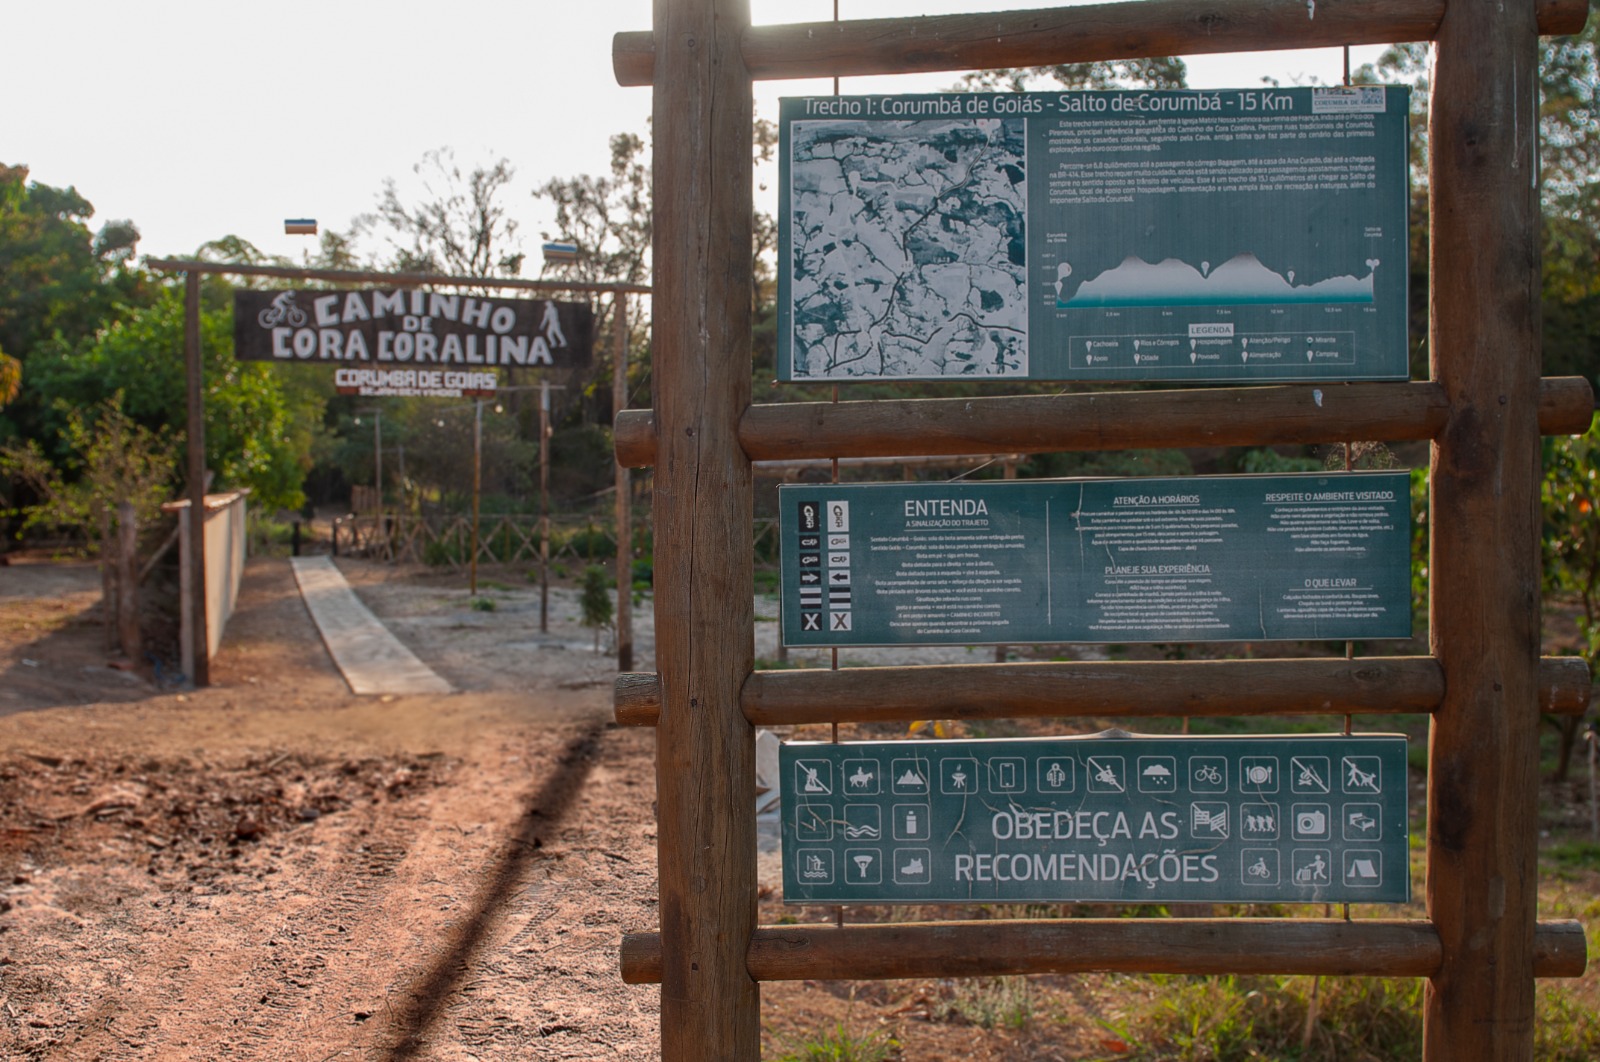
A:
[290,556,453,696]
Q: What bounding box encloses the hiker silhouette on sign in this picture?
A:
[541,302,567,347]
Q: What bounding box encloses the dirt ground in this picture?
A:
[1,554,661,1060]
[0,554,1109,1061]
[2,553,1594,1060]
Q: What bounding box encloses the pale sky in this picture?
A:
[2,0,1386,267]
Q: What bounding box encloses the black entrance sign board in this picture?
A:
[233,288,593,369]
[780,472,1411,648]
[780,735,1411,905]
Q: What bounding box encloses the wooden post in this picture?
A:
[373,407,383,510]
[98,508,116,652]
[614,291,634,672]
[183,270,209,687]
[115,501,141,661]
[539,378,551,633]
[1425,0,1544,1056]
[470,398,482,595]
[652,0,759,1054]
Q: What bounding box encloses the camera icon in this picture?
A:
[1292,802,1331,840]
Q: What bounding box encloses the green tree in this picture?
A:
[356,148,525,280]
[1,391,176,547]
[328,400,535,513]
[954,57,1188,93]
[0,164,146,360]
[0,163,153,443]
[1358,25,1600,385]
[534,122,783,335]
[0,348,19,408]
[24,282,325,511]
[580,563,615,652]
[1538,22,1600,385]
[532,131,656,430]
[1542,422,1600,779]
[535,132,652,289]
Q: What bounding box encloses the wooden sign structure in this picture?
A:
[612,1,1595,1060]
[146,258,648,682]
[232,288,595,370]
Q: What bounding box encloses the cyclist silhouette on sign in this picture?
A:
[258,291,308,328]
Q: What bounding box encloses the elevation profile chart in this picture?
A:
[778,87,1410,382]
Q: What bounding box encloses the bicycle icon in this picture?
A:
[1194,764,1222,785]
[1247,856,1272,878]
[257,291,308,328]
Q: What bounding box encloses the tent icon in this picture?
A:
[1344,852,1381,887]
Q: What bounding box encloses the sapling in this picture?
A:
[581,564,614,652]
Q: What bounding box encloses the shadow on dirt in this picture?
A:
[0,600,163,718]
[382,723,607,1057]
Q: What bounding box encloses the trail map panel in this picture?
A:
[780,473,1411,647]
[778,87,1409,382]
[781,735,1411,905]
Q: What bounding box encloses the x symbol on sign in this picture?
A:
[801,613,821,631]
[832,613,850,630]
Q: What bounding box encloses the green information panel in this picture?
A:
[780,735,1410,905]
[779,87,1409,382]
[780,472,1411,647]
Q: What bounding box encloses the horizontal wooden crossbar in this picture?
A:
[612,378,1597,468]
[754,453,1020,475]
[146,257,649,296]
[614,656,1592,727]
[620,918,1588,983]
[613,0,1589,86]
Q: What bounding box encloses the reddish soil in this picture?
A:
[1,556,662,1060]
[2,554,1592,1060]
[0,555,1140,1060]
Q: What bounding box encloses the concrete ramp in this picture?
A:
[291,556,453,696]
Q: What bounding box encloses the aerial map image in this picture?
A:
[783,109,1029,379]
[778,90,1411,384]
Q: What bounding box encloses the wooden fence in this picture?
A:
[332,511,797,575]
[331,512,622,572]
